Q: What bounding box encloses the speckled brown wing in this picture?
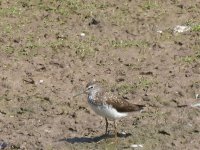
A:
[91,90,105,106]
[105,94,145,112]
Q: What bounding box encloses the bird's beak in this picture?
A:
[73,89,88,97]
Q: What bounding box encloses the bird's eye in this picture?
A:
[89,86,93,89]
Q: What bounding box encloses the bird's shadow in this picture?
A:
[60,133,131,144]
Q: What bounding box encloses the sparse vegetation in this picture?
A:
[116,77,153,95]
[116,83,137,95]
[0,6,22,17]
[110,40,149,49]
[137,77,153,88]
[0,0,200,149]
[142,0,159,10]
[180,55,198,63]
[192,24,200,32]
[182,56,195,63]
[74,41,95,59]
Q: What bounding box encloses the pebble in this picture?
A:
[130,144,143,148]
[157,30,163,33]
[195,94,200,99]
[191,103,200,107]
[173,25,191,33]
[80,33,85,37]
[39,80,44,83]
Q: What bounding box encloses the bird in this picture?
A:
[74,81,145,138]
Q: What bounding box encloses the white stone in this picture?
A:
[174,25,191,33]
[191,103,200,107]
[130,144,143,148]
[157,30,163,33]
[80,33,85,37]
[195,94,199,99]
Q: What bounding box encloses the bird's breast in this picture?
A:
[88,95,95,105]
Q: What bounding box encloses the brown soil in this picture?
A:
[0,0,200,150]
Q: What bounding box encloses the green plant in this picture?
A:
[138,77,153,88]
[116,83,137,95]
[75,42,95,59]
[181,56,197,63]
[192,24,200,32]
[110,40,149,48]
[142,1,158,10]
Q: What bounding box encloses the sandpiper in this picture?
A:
[74,81,144,138]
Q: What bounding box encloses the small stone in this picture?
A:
[139,71,153,75]
[142,96,150,101]
[191,103,200,107]
[121,131,126,135]
[23,77,35,84]
[80,33,85,37]
[116,78,125,82]
[157,30,162,33]
[89,18,100,26]
[173,25,191,33]
[195,94,200,99]
[130,144,143,148]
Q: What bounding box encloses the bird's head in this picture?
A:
[73,81,102,97]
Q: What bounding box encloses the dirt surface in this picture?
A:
[0,0,200,149]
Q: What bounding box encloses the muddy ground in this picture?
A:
[0,0,200,149]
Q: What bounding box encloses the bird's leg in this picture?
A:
[114,120,117,139]
[105,118,108,135]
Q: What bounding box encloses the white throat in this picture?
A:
[88,89,98,104]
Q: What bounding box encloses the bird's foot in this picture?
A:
[104,130,112,136]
